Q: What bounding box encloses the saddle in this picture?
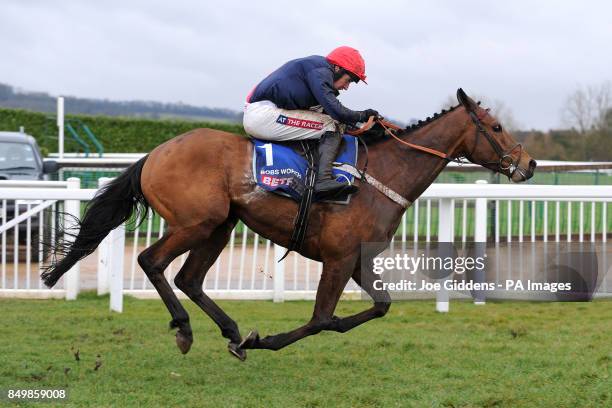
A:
[251,135,359,204]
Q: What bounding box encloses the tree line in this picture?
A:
[521,81,611,161]
[0,83,242,123]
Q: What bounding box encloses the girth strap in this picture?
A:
[335,163,412,209]
[279,140,317,262]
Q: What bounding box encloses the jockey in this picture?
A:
[243,46,379,197]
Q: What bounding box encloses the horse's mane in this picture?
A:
[359,104,461,145]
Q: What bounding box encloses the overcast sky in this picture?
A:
[1,0,610,130]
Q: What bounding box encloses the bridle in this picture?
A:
[467,109,525,180]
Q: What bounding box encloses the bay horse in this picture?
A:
[42,89,536,361]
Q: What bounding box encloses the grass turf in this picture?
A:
[0,293,610,407]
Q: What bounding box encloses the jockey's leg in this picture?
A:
[243,101,358,197]
[314,130,359,198]
[243,101,334,141]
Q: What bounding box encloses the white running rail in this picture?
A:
[1,180,610,313]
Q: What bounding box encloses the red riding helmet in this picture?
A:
[326,46,367,84]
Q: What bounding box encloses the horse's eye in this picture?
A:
[492,124,503,132]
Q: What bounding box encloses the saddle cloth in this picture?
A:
[251,135,358,203]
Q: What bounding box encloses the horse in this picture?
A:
[41,89,536,361]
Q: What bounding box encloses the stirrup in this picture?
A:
[314,180,358,198]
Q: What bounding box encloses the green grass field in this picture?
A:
[0,294,610,407]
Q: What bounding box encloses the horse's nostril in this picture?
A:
[529,159,537,169]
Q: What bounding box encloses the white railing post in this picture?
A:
[109,223,126,313]
[437,198,454,312]
[64,177,81,300]
[273,244,285,302]
[473,180,488,305]
[95,177,127,312]
[95,177,126,311]
[97,178,111,295]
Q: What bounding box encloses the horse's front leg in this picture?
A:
[325,261,392,334]
[239,256,355,351]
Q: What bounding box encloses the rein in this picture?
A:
[377,119,451,160]
[347,116,452,160]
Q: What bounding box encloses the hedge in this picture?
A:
[0,107,246,155]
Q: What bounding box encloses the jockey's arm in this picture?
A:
[305,67,366,125]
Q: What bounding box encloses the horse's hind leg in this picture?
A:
[138,226,207,354]
[174,218,247,360]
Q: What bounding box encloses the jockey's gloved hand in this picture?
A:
[361,109,380,122]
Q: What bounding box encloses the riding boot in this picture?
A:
[314,131,358,198]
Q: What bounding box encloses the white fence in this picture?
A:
[1,179,610,312]
[0,179,88,299]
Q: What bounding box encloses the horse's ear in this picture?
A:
[457,88,476,112]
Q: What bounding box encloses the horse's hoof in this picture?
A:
[238,330,260,349]
[175,330,193,354]
[228,342,247,361]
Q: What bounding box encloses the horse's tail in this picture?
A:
[41,155,150,288]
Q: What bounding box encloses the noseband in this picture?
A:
[468,110,526,180]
